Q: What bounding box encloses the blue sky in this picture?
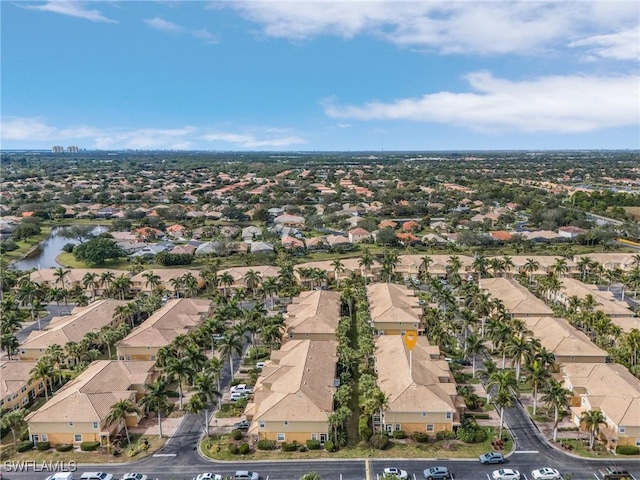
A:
[1,1,639,151]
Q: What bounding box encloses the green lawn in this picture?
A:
[1,227,52,268]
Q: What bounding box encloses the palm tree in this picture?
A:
[472,254,488,282]
[165,356,195,410]
[100,326,122,359]
[330,259,345,287]
[523,258,540,284]
[105,398,140,446]
[219,330,245,381]
[552,258,569,278]
[100,271,116,295]
[489,257,504,278]
[0,408,27,446]
[541,380,572,442]
[16,279,42,328]
[82,272,99,301]
[419,255,433,283]
[141,378,173,438]
[45,343,66,384]
[30,358,55,401]
[505,334,532,380]
[526,360,552,416]
[0,333,19,361]
[184,393,208,435]
[53,267,71,289]
[502,255,514,278]
[493,389,514,438]
[219,272,234,297]
[191,370,220,435]
[143,271,161,293]
[359,248,374,284]
[244,269,262,297]
[581,409,606,450]
[465,333,486,376]
[487,369,518,406]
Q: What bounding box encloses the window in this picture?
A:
[74,434,82,442]
[422,412,427,417]
[395,424,401,431]
[311,433,317,441]
[619,427,626,434]
[426,424,434,432]
[258,422,265,428]
[22,397,28,405]
[150,356,156,361]
[385,424,393,433]
[38,383,44,389]
[283,421,289,426]
[32,435,40,442]
[93,422,99,429]
[320,434,327,443]
[125,356,131,361]
[69,422,74,427]
[41,434,48,442]
[581,397,587,406]
[277,433,285,441]
[446,412,452,419]
[21,386,27,393]
[636,438,640,447]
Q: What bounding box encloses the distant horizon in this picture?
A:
[2,1,639,150]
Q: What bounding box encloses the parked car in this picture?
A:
[120,474,147,480]
[193,473,222,480]
[600,467,633,480]
[531,468,562,480]
[454,358,471,366]
[232,420,251,431]
[492,469,520,480]
[255,362,266,369]
[46,474,73,480]
[383,467,408,479]
[230,384,253,394]
[229,392,248,401]
[423,466,452,479]
[233,472,259,480]
[479,452,505,464]
[80,473,113,480]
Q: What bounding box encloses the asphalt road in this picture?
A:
[15,304,74,343]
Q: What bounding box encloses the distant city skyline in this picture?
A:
[1,1,639,151]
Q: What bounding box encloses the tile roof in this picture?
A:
[367,283,422,326]
[286,290,341,336]
[480,277,553,316]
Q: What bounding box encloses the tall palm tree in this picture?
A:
[16,279,42,328]
[502,255,514,278]
[219,272,234,297]
[191,370,220,435]
[359,248,374,284]
[419,255,433,283]
[541,380,572,442]
[105,398,140,446]
[486,369,518,405]
[493,389,514,438]
[244,269,262,297]
[82,272,99,301]
[465,333,486,376]
[330,259,345,287]
[552,258,569,278]
[165,356,195,410]
[100,271,116,295]
[30,358,55,401]
[0,408,27,446]
[141,378,173,438]
[581,409,606,450]
[0,333,19,361]
[523,258,540,284]
[505,334,532,380]
[219,330,245,381]
[184,393,208,435]
[45,343,66,384]
[472,254,488,282]
[526,359,552,416]
[143,271,161,293]
[53,267,71,289]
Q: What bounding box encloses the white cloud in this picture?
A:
[0,117,305,150]
[143,17,185,34]
[323,72,639,133]
[21,1,117,23]
[143,17,218,43]
[569,28,640,61]
[225,1,638,57]
[202,130,306,148]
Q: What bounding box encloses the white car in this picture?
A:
[193,474,222,480]
[121,474,147,480]
[531,468,562,480]
[383,467,409,479]
[229,392,249,401]
[492,469,521,480]
[230,384,253,394]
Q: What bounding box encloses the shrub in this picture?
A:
[282,442,298,452]
[392,430,406,439]
[256,439,276,450]
[306,439,321,450]
[80,441,101,451]
[62,243,75,253]
[55,443,74,452]
[239,442,250,455]
[617,445,640,455]
[35,441,51,451]
[297,445,307,452]
[231,429,243,441]
[412,432,429,443]
[324,440,334,452]
[436,430,455,441]
[16,441,34,452]
[370,435,389,450]
[228,443,239,455]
